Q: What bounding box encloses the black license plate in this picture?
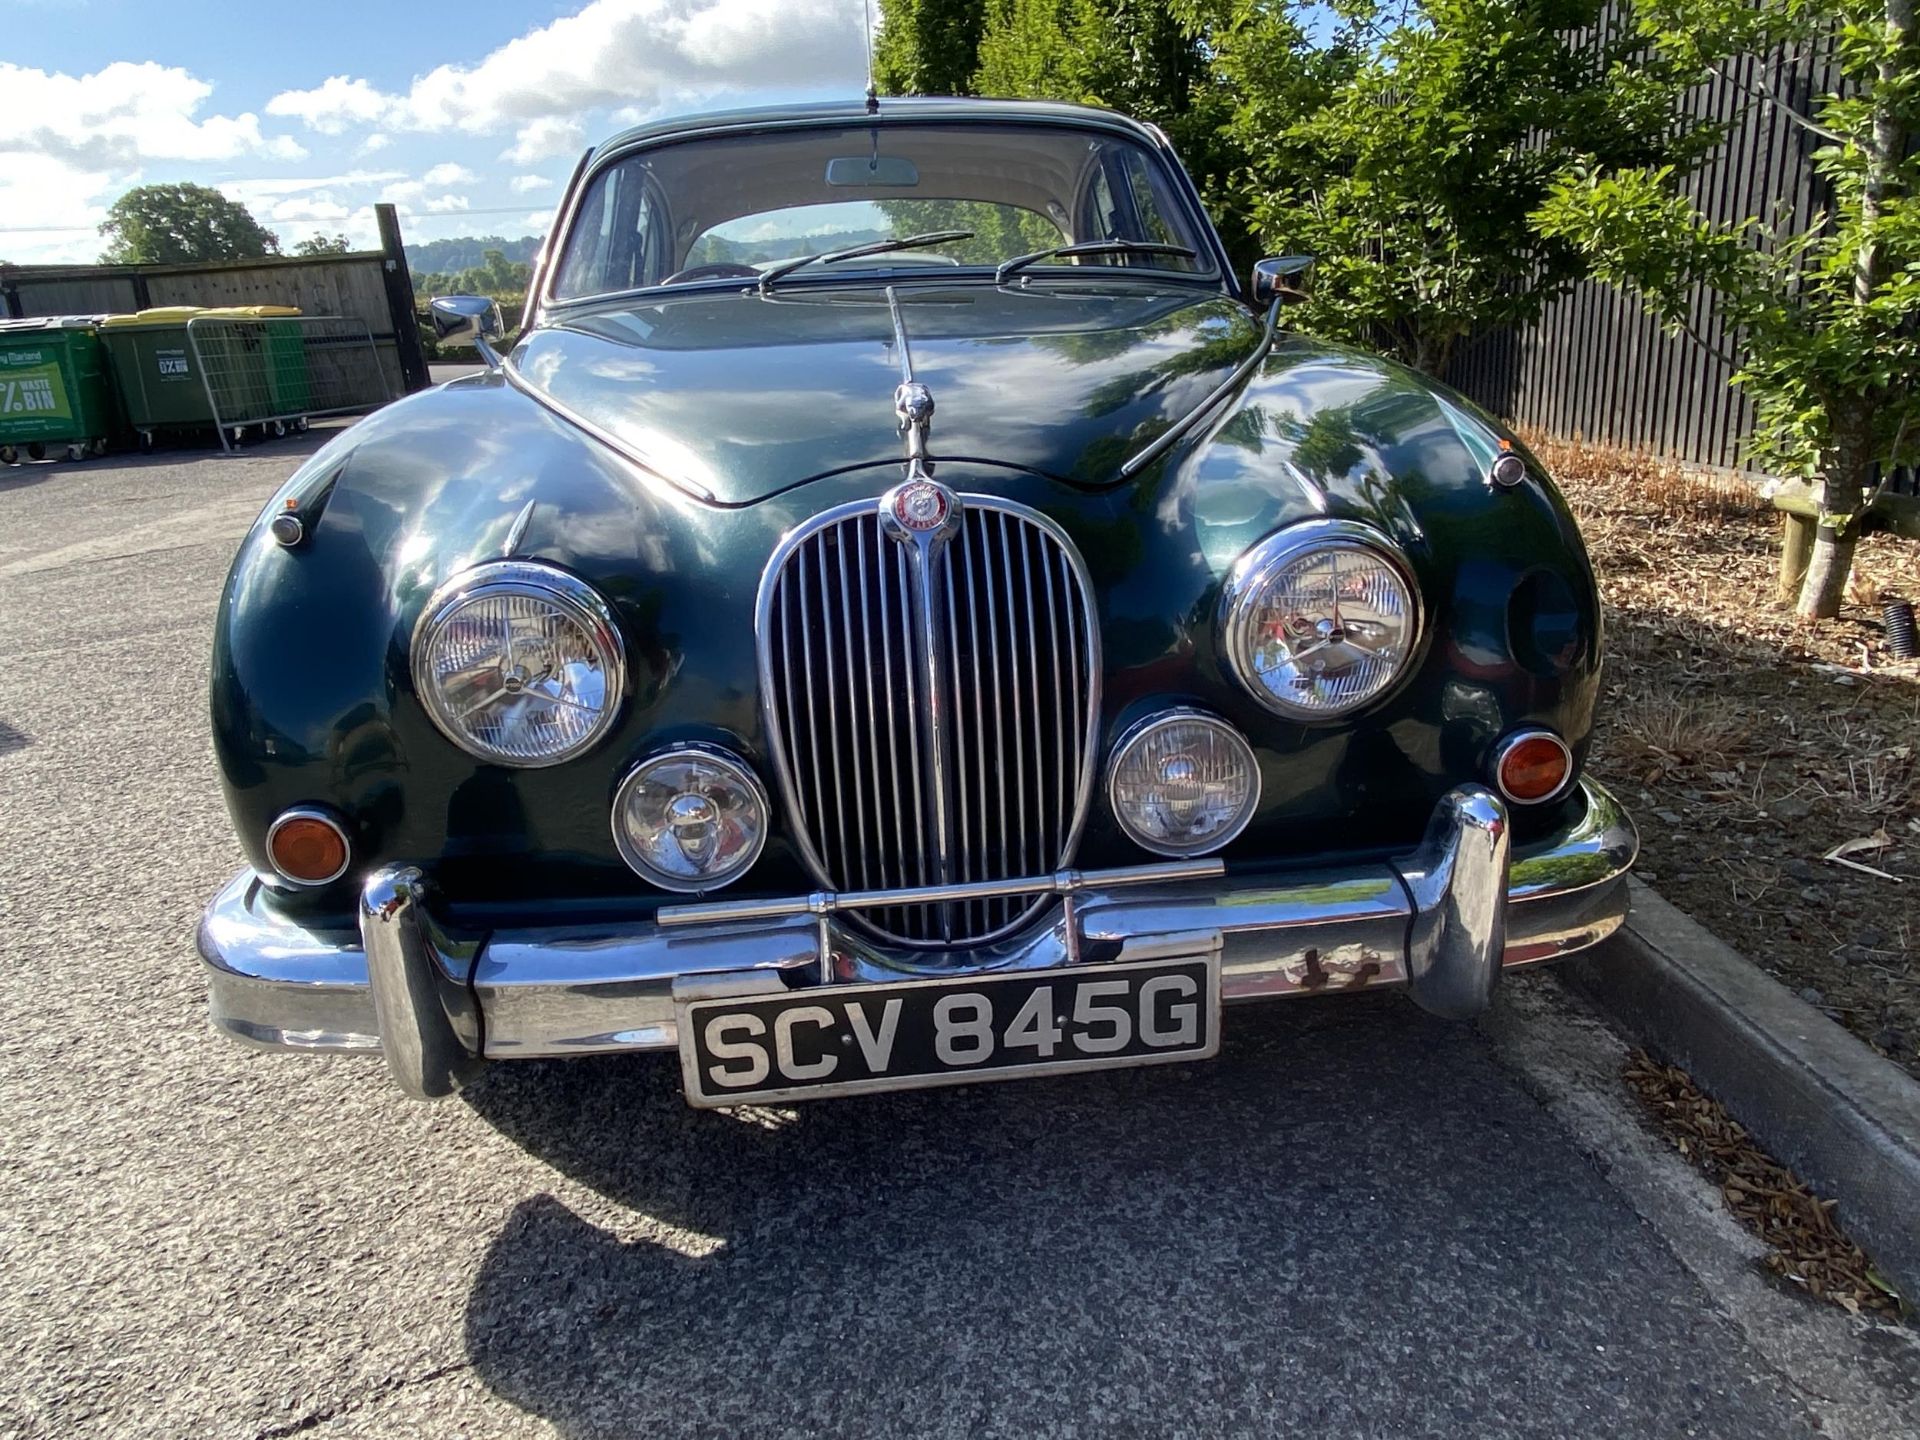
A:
[677,954,1221,1107]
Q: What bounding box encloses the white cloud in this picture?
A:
[266,0,863,141]
[510,174,555,194]
[421,162,477,187]
[524,211,556,230]
[360,133,393,154]
[220,170,407,204]
[501,118,587,166]
[421,194,471,214]
[0,60,307,169]
[0,153,116,263]
[215,174,416,254]
[265,75,388,135]
[266,195,352,223]
[0,61,312,262]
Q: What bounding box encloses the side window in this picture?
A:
[553,166,663,298]
[1073,144,1201,270]
[630,189,658,288]
[1119,150,1179,247]
[1081,162,1119,243]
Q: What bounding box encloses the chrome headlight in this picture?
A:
[1220,520,1420,720]
[1107,710,1261,857]
[612,746,770,892]
[412,561,624,767]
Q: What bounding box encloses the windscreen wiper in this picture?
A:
[757,230,976,295]
[994,240,1198,284]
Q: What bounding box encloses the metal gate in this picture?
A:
[186,314,393,454]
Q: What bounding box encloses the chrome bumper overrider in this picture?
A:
[197,779,1637,1100]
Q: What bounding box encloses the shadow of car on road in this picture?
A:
[455,992,1814,1440]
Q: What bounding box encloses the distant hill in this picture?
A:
[704,228,888,263]
[408,224,921,290]
[405,234,542,280]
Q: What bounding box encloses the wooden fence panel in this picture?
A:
[143,258,406,396]
[6,275,142,316]
[1,211,426,396]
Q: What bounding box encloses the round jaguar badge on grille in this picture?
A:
[890,480,953,534]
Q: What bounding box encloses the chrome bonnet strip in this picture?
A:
[1116,298,1280,480]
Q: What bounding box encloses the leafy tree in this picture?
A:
[98,183,279,264]
[418,248,535,297]
[461,248,534,295]
[875,0,988,93]
[874,198,1061,263]
[291,233,353,256]
[1534,0,1918,618]
[1188,0,1694,376]
[878,0,1258,264]
[405,234,541,279]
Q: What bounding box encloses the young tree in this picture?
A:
[99,184,279,264]
[1191,0,1694,376]
[1535,0,1918,618]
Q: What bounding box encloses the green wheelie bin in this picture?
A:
[199,307,311,428]
[235,308,313,417]
[0,317,114,464]
[99,308,215,447]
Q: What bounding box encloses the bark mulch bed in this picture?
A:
[1623,1050,1903,1316]
[1530,434,1920,1083]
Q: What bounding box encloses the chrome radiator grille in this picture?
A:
[759,495,1100,946]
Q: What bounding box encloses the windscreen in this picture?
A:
[551,122,1213,301]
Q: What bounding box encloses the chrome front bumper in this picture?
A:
[198,779,1637,1100]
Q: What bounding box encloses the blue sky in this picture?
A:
[0,0,870,264]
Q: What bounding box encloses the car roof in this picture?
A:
[593,96,1165,156]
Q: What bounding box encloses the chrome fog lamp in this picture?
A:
[412,561,624,767]
[1220,519,1420,720]
[1107,710,1261,857]
[613,745,770,892]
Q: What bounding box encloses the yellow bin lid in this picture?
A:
[100,307,207,327]
[199,305,303,318]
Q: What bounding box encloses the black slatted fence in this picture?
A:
[1446,25,1914,496]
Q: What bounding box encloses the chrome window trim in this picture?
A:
[1490,728,1577,806]
[265,806,353,889]
[610,743,772,893]
[410,560,627,769]
[754,491,1104,947]
[1104,707,1262,858]
[1218,518,1427,723]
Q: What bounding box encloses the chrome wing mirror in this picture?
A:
[1250,255,1314,308]
[429,294,506,369]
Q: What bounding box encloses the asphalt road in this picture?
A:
[2,431,1914,1439]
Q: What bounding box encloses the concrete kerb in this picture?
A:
[1562,877,1920,1310]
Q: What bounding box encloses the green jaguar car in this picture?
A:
[198,96,1635,1107]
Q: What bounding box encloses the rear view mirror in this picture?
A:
[429,294,506,367]
[1251,255,1314,306]
[429,294,504,343]
[826,156,921,187]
